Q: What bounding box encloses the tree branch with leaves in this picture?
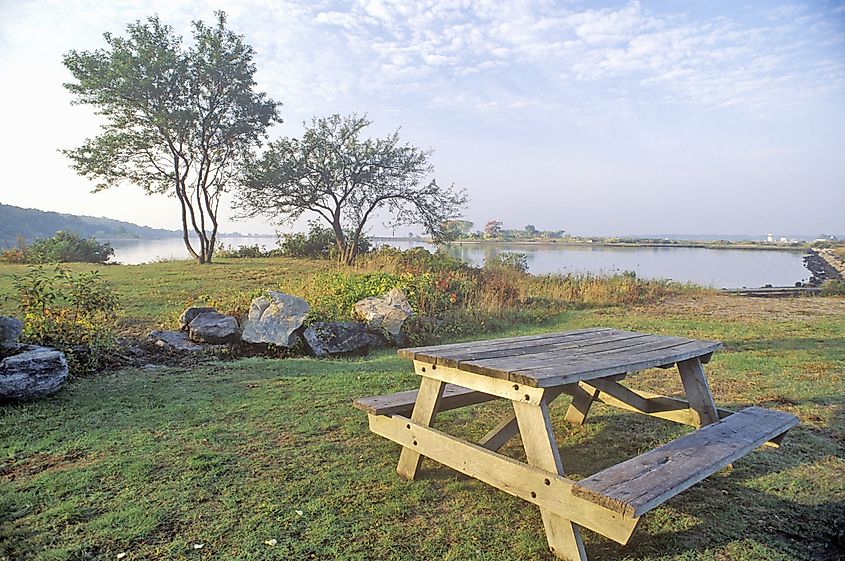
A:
[236,114,468,264]
[62,12,281,263]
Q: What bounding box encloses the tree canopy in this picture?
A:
[62,12,281,263]
[236,114,467,264]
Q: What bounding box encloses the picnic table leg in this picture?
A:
[677,357,719,426]
[480,386,573,451]
[513,398,588,561]
[396,376,445,480]
[564,383,600,425]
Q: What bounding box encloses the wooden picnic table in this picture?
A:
[354,328,798,561]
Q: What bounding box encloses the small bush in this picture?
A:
[304,271,413,321]
[277,222,370,260]
[484,252,529,273]
[820,280,845,296]
[216,243,270,258]
[2,231,114,264]
[12,265,119,374]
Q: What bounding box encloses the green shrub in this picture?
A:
[277,222,371,260]
[362,246,467,274]
[5,231,115,264]
[820,279,845,296]
[12,265,119,374]
[484,251,529,273]
[215,243,270,258]
[305,271,413,321]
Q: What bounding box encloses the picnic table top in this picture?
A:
[398,328,722,388]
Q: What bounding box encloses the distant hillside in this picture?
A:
[0,203,180,247]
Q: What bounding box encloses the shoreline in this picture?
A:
[427,239,811,252]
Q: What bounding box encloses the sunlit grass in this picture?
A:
[1,289,843,560]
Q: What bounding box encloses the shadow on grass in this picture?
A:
[415,400,844,561]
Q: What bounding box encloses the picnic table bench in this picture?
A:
[353,328,798,560]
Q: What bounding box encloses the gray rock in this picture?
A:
[0,346,68,401]
[188,312,240,344]
[353,288,414,338]
[303,322,374,358]
[0,316,23,345]
[179,306,218,331]
[241,291,309,348]
[148,330,207,352]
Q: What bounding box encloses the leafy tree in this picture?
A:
[442,219,474,239]
[25,231,114,264]
[236,114,467,264]
[484,220,503,238]
[277,221,371,260]
[62,12,280,263]
[524,224,537,236]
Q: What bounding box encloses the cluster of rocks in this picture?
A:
[803,249,844,285]
[147,287,415,359]
[1,316,69,402]
[1,288,415,402]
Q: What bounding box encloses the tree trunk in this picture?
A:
[331,219,347,264]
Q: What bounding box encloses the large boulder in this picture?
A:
[179,306,218,331]
[0,316,23,345]
[0,346,68,401]
[241,291,309,348]
[303,322,379,358]
[148,330,208,352]
[353,288,413,339]
[188,312,240,344]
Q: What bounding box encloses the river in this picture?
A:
[106,237,812,289]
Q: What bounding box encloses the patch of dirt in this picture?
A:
[637,293,845,321]
[0,450,103,482]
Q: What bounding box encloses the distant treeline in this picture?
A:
[0,203,178,247]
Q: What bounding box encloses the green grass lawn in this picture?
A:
[2,283,843,561]
[0,258,337,335]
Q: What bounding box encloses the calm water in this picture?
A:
[107,237,811,289]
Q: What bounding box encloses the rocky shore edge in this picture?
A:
[804,249,844,284]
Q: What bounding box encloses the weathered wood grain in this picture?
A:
[513,399,587,560]
[353,383,496,416]
[396,376,445,480]
[397,327,612,361]
[571,407,798,518]
[411,329,620,367]
[369,413,640,544]
[398,329,721,388]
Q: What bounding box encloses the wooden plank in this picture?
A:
[564,383,600,425]
[396,376,444,480]
[514,340,720,378]
[677,358,719,426]
[461,332,660,372]
[516,340,723,388]
[422,329,634,367]
[513,399,587,560]
[412,361,546,405]
[414,329,620,367]
[586,384,783,447]
[353,383,496,416]
[369,413,639,544]
[571,407,798,518]
[479,413,520,451]
[479,385,574,451]
[397,328,612,360]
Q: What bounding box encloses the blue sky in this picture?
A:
[1,0,843,236]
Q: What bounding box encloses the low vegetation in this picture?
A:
[0,251,842,560]
[0,287,842,560]
[11,265,119,373]
[0,231,114,264]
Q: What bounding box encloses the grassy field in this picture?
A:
[1,260,843,561]
[0,259,337,335]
